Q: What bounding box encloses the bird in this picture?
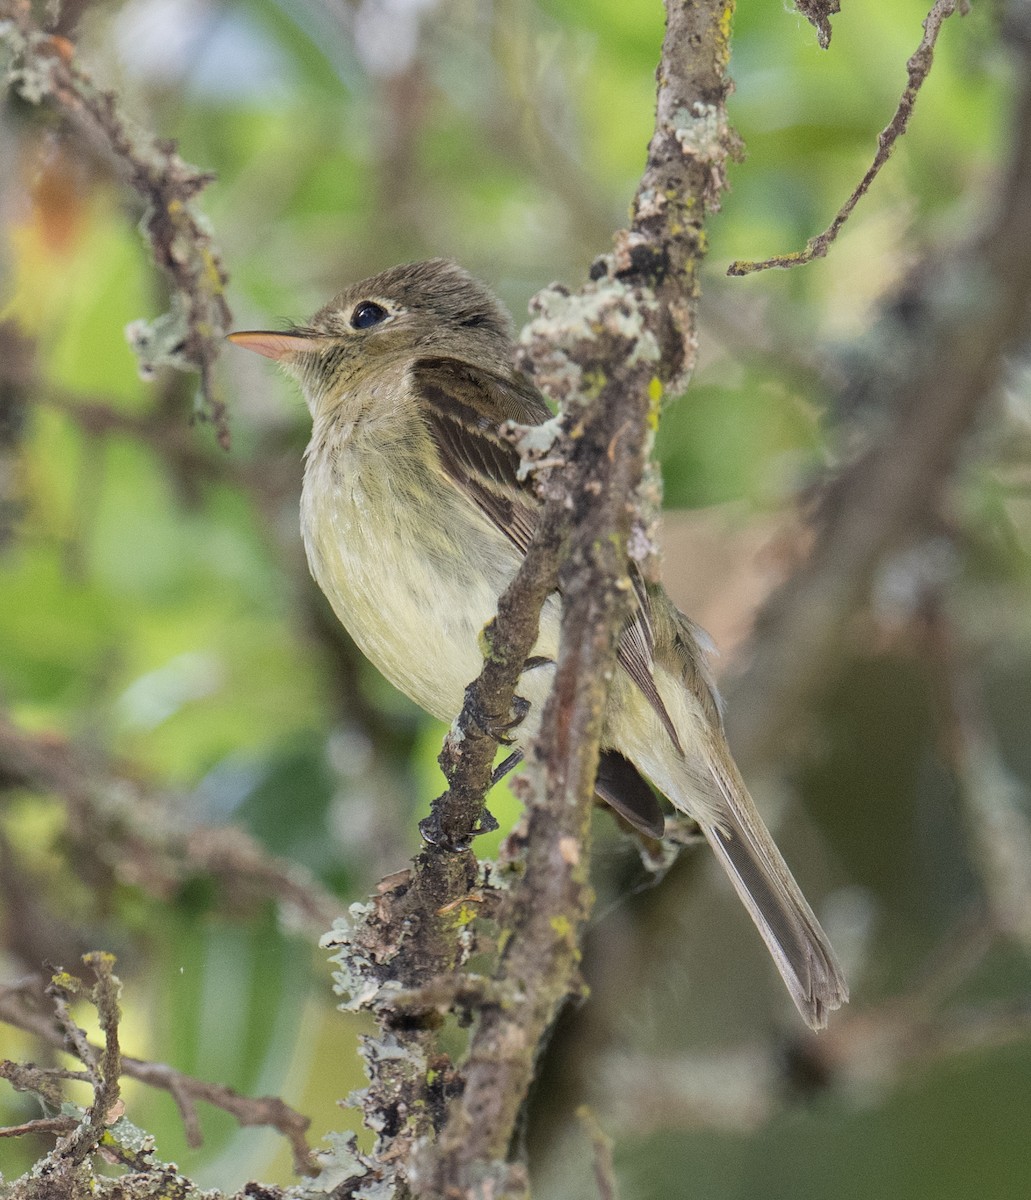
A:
[229,258,848,1030]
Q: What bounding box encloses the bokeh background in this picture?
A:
[2,0,1031,1195]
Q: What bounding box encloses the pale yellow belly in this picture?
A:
[301,445,559,723]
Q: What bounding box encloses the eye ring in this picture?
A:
[351,301,389,330]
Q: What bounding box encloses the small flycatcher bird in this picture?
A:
[229,259,848,1029]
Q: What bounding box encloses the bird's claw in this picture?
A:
[471,693,529,745]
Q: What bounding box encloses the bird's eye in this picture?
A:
[350,301,388,330]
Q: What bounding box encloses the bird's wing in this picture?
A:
[650,587,725,732]
[410,355,679,810]
[411,355,543,556]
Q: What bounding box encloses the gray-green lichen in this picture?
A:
[103,1114,158,1156]
[0,18,47,102]
[125,298,194,381]
[671,101,727,162]
[519,277,661,407]
[298,1131,383,1198]
[508,412,565,484]
[321,904,404,1011]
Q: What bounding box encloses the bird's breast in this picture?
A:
[300,427,547,722]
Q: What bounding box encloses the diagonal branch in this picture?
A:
[0,0,232,446]
[419,355,657,1199]
[729,0,968,276]
[0,709,341,935]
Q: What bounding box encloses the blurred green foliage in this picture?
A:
[2,0,1030,1194]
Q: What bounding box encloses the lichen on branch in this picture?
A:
[0,0,232,447]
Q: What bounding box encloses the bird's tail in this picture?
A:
[699,742,848,1030]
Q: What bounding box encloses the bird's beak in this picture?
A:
[226,330,318,361]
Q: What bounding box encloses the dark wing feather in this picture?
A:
[413,356,542,555]
[595,750,665,837]
[410,354,683,757]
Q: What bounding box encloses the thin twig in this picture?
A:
[728,0,968,276]
[39,954,123,1167]
[0,1116,80,1140]
[123,1057,317,1175]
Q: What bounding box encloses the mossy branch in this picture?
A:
[322,3,739,1196]
[0,0,232,446]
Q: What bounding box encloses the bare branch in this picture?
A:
[419,514,564,852]
[0,0,232,446]
[729,0,968,276]
[0,709,341,935]
[4,954,127,1169]
[0,1115,79,1140]
[0,1058,83,1112]
[123,1057,317,1177]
